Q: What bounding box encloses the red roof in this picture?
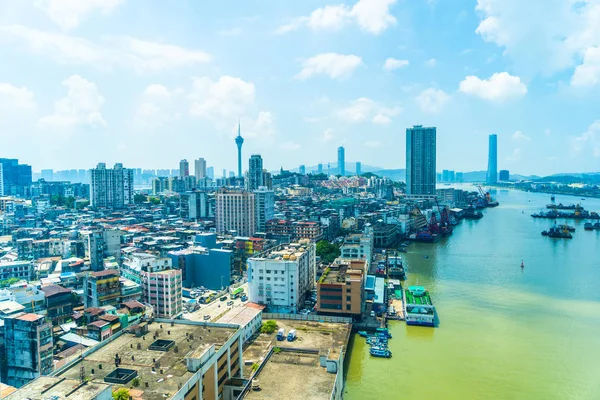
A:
[40,285,71,297]
[88,320,109,328]
[91,269,119,278]
[122,300,145,310]
[17,313,44,322]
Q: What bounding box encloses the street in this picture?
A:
[182,282,249,322]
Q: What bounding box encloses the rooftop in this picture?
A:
[5,376,111,400]
[217,303,264,326]
[51,320,237,400]
[40,284,72,297]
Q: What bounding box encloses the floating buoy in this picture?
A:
[521,260,525,269]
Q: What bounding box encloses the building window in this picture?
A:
[346,296,351,301]
[346,304,351,310]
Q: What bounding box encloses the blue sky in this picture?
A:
[1,0,599,176]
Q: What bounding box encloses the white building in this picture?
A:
[248,241,316,313]
[89,163,134,209]
[340,231,373,268]
[254,187,274,233]
[217,303,264,343]
[215,189,256,236]
[195,158,207,179]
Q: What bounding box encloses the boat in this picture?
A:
[463,207,483,220]
[584,222,594,231]
[594,222,600,230]
[551,195,555,202]
[558,224,575,232]
[358,331,369,337]
[546,203,577,210]
[369,348,392,358]
[541,224,573,239]
[409,231,440,243]
[521,260,524,269]
[404,286,435,327]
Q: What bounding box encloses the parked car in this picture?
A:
[227,300,234,306]
[203,315,211,321]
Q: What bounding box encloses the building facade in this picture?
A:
[254,187,274,233]
[4,313,53,388]
[487,134,498,184]
[215,189,256,236]
[188,191,212,219]
[356,161,361,176]
[0,158,32,197]
[317,259,365,316]
[140,260,183,319]
[90,163,134,209]
[179,159,190,177]
[248,241,316,313]
[195,158,207,179]
[85,269,121,308]
[406,125,436,196]
[340,232,373,268]
[247,154,264,191]
[499,169,510,181]
[337,146,345,176]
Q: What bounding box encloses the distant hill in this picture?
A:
[286,162,382,175]
[536,173,600,184]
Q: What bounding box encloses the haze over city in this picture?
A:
[1,0,600,175]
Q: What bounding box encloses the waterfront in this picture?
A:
[344,188,600,400]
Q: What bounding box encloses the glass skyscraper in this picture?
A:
[406,125,437,196]
[338,146,345,176]
[487,134,498,184]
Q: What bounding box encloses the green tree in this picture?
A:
[132,377,140,387]
[260,320,278,334]
[134,194,147,204]
[112,388,130,400]
[148,196,161,205]
[316,240,341,264]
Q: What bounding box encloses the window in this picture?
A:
[346,304,352,310]
[346,296,351,301]
[346,288,352,293]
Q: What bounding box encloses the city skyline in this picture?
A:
[2,1,600,175]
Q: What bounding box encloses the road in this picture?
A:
[182,283,249,322]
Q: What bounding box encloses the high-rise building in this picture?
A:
[248,241,316,313]
[406,125,437,196]
[299,165,306,175]
[89,163,134,209]
[139,258,182,319]
[194,158,207,179]
[215,189,256,236]
[179,159,189,177]
[4,313,53,388]
[456,172,464,182]
[442,170,450,182]
[338,146,345,176]
[254,187,275,233]
[152,176,169,194]
[317,163,323,174]
[235,122,244,178]
[0,158,32,197]
[247,154,264,191]
[499,170,510,181]
[41,169,54,181]
[487,134,498,184]
[262,170,273,189]
[356,162,362,176]
[222,168,227,178]
[0,163,3,196]
[188,191,212,219]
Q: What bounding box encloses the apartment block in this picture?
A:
[317,259,365,316]
[90,162,134,209]
[135,256,183,319]
[85,269,121,308]
[215,189,256,236]
[340,232,373,268]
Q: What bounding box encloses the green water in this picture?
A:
[344,189,600,400]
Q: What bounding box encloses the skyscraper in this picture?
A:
[89,163,134,208]
[254,187,275,233]
[235,122,244,178]
[215,189,256,236]
[338,146,345,176]
[406,125,437,196]
[179,159,189,177]
[299,165,306,175]
[487,134,498,184]
[0,158,32,197]
[195,158,207,179]
[317,163,323,174]
[247,154,263,191]
[356,161,362,176]
[207,166,214,179]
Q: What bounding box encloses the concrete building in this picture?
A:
[266,220,324,243]
[356,161,361,176]
[152,176,169,194]
[499,169,510,181]
[317,259,365,315]
[179,159,190,177]
[40,284,72,326]
[4,313,53,388]
[248,241,316,313]
[406,125,436,196]
[168,233,232,290]
[247,154,264,191]
[0,281,45,314]
[90,162,134,209]
[7,320,245,400]
[337,146,345,176]
[188,190,212,219]
[299,165,306,175]
[317,163,323,174]
[140,259,183,319]
[254,187,274,233]
[215,189,256,236]
[85,269,121,308]
[195,158,207,179]
[487,134,498,184]
[340,232,373,268]
[217,303,264,343]
[0,158,32,197]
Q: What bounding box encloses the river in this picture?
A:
[344,188,600,400]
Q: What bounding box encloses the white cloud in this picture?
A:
[383,58,409,71]
[512,130,531,141]
[364,140,382,148]
[296,53,362,80]
[424,58,436,67]
[189,76,255,124]
[322,128,334,142]
[279,141,301,150]
[134,84,180,130]
[218,27,243,37]
[276,0,397,35]
[38,75,106,129]
[571,47,600,87]
[336,97,401,124]
[415,88,450,114]
[505,147,521,162]
[570,120,600,158]
[35,0,124,30]
[0,25,212,73]
[459,72,527,102]
[474,0,600,82]
[0,83,37,111]
[143,84,171,98]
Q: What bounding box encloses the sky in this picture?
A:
[1,0,600,176]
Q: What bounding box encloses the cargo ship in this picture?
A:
[541,224,573,239]
[408,231,441,243]
[463,207,483,220]
[404,286,435,327]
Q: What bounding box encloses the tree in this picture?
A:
[134,194,147,204]
[112,388,130,400]
[260,320,278,334]
[132,377,140,387]
[148,196,161,205]
[316,240,340,264]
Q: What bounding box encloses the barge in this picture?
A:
[404,286,436,327]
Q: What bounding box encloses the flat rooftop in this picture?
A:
[5,376,111,400]
[51,321,237,400]
[243,319,351,400]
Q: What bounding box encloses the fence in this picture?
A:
[263,313,352,324]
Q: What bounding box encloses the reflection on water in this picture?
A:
[344,189,600,400]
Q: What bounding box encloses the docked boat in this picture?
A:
[558,224,575,232]
[541,225,573,239]
[463,207,483,220]
[369,348,392,358]
[404,286,435,327]
[409,231,440,243]
[584,222,594,231]
[358,331,369,337]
